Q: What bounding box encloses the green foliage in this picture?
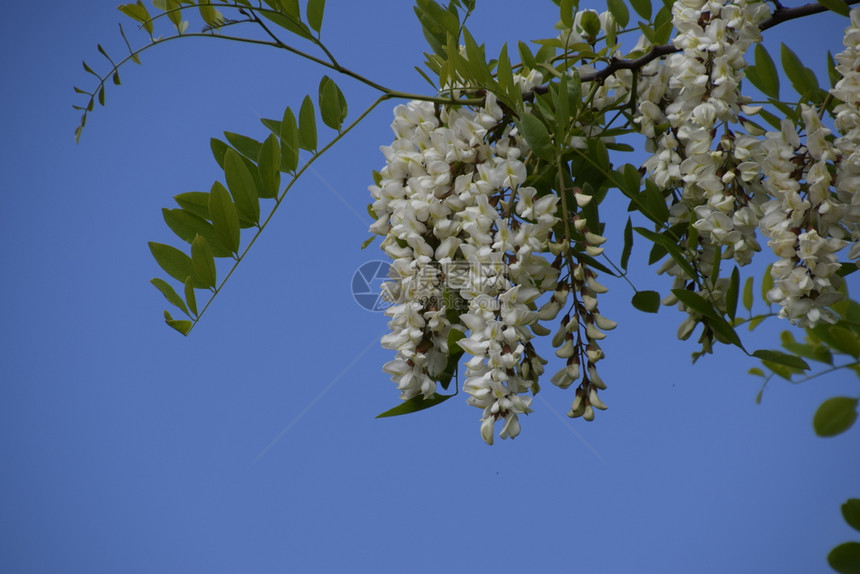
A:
[814,397,858,437]
[376,393,456,418]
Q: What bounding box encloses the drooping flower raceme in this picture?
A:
[370,90,614,444]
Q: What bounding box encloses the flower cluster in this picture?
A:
[632,1,859,330]
[370,88,614,443]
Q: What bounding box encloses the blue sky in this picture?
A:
[1,1,857,572]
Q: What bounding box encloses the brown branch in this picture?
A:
[578,0,858,84]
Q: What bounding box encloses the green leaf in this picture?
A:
[279,106,300,173]
[462,27,493,86]
[199,1,223,26]
[629,0,651,20]
[223,148,260,225]
[747,44,779,99]
[518,112,554,161]
[828,325,860,357]
[673,289,745,348]
[318,76,347,131]
[174,191,211,220]
[829,51,841,89]
[148,242,193,283]
[726,266,740,321]
[632,290,661,313]
[306,0,325,32]
[843,499,860,533]
[761,264,773,303]
[257,134,281,199]
[118,2,154,34]
[375,393,455,418]
[208,181,241,254]
[829,542,860,574]
[163,310,193,336]
[210,138,229,169]
[224,132,262,162]
[161,208,231,258]
[672,289,719,320]
[817,0,851,16]
[635,227,697,279]
[781,43,821,99]
[752,349,810,371]
[496,44,519,111]
[813,396,858,437]
[559,0,574,28]
[184,277,198,317]
[259,9,313,39]
[150,278,189,316]
[620,217,633,271]
[191,234,217,289]
[298,95,317,151]
[781,332,833,365]
[607,0,630,28]
[642,178,669,225]
[742,276,753,312]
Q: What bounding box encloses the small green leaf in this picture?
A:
[828,325,860,357]
[781,43,821,99]
[151,278,189,316]
[280,107,300,173]
[761,264,774,303]
[257,133,281,199]
[210,138,229,169]
[742,276,754,312]
[635,227,697,279]
[829,542,860,574]
[828,51,841,89]
[191,234,217,289]
[318,76,347,131]
[843,499,860,533]
[208,181,241,254]
[306,0,325,33]
[298,95,317,151]
[607,0,630,27]
[518,112,554,161]
[184,277,198,317]
[620,217,633,271]
[259,9,313,39]
[560,0,575,28]
[629,0,651,20]
[817,0,851,16]
[163,310,193,335]
[496,43,518,111]
[632,290,661,313]
[726,266,740,321]
[174,191,211,220]
[118,1,154,34]
[752,349,810,371]
[224,148,260,225]
[747,44,780,99]
[149,242,193,283]
[813,396,858,437]
[224,132,262,162]
[360,236,376,249]
[375,393,455,418]
[162,208,231,258]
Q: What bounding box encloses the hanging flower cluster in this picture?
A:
[369,88,614,443]
[368,1,860,443]
[629,0,860,330]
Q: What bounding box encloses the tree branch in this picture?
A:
[579,0,859,84]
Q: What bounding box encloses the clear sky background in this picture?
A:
[1,1,857,572]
